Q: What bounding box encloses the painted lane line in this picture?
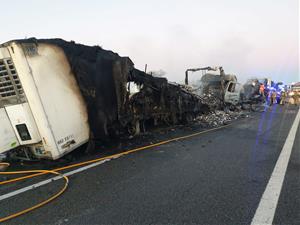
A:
[0,158,111,201]
[251,108,300,225]
[0,125,231,201]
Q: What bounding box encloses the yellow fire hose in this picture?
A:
[0,165,69,223]
[0,124,230,223]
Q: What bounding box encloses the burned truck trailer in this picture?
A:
[0,39,208,160]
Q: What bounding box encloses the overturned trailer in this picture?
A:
[0,38,208,160]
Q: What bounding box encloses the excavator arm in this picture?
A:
[185,66,218,85]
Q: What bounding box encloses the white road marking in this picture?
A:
[0,158,112,201]
[1,107,299,218]
[251,108,300,225]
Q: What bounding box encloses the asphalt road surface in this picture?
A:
[1,104,299,225]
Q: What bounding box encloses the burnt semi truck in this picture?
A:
[0,38,208,160]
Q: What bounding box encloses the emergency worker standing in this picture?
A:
[259,84,265,97]
[259,83,266,102]
[280,91,287,105]
[270,91,277,106]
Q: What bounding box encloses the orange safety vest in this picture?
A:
[259,85,265,92]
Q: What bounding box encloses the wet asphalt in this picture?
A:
[0,104,299,225]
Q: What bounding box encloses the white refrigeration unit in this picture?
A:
[0,41,90,160]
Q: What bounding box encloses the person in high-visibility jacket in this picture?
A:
[280,91,287,105]
[259,83,266,102]
[259,84,265,95]
[259,84,265,97]
[270,91,277,106]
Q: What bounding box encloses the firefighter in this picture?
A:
[270,91,277,106]
[259,83,265,97]
[280,90,287,105]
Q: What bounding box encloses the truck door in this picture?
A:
[224,82,241,105]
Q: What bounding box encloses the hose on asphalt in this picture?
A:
[0,164,69,223]
[0,124,231,223]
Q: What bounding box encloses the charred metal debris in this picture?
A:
[14,39,253,141]
[14,38,213,140]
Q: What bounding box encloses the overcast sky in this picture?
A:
[1,0,299,84]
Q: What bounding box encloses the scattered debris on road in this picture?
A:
[196,110,249,127]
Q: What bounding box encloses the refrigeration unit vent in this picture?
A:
[0,58,25,106]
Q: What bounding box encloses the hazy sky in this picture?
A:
[1,0,299,84]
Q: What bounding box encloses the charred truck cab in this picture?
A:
[224,81,242,105]
[0,41,89,160]
[185,66,242,105]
